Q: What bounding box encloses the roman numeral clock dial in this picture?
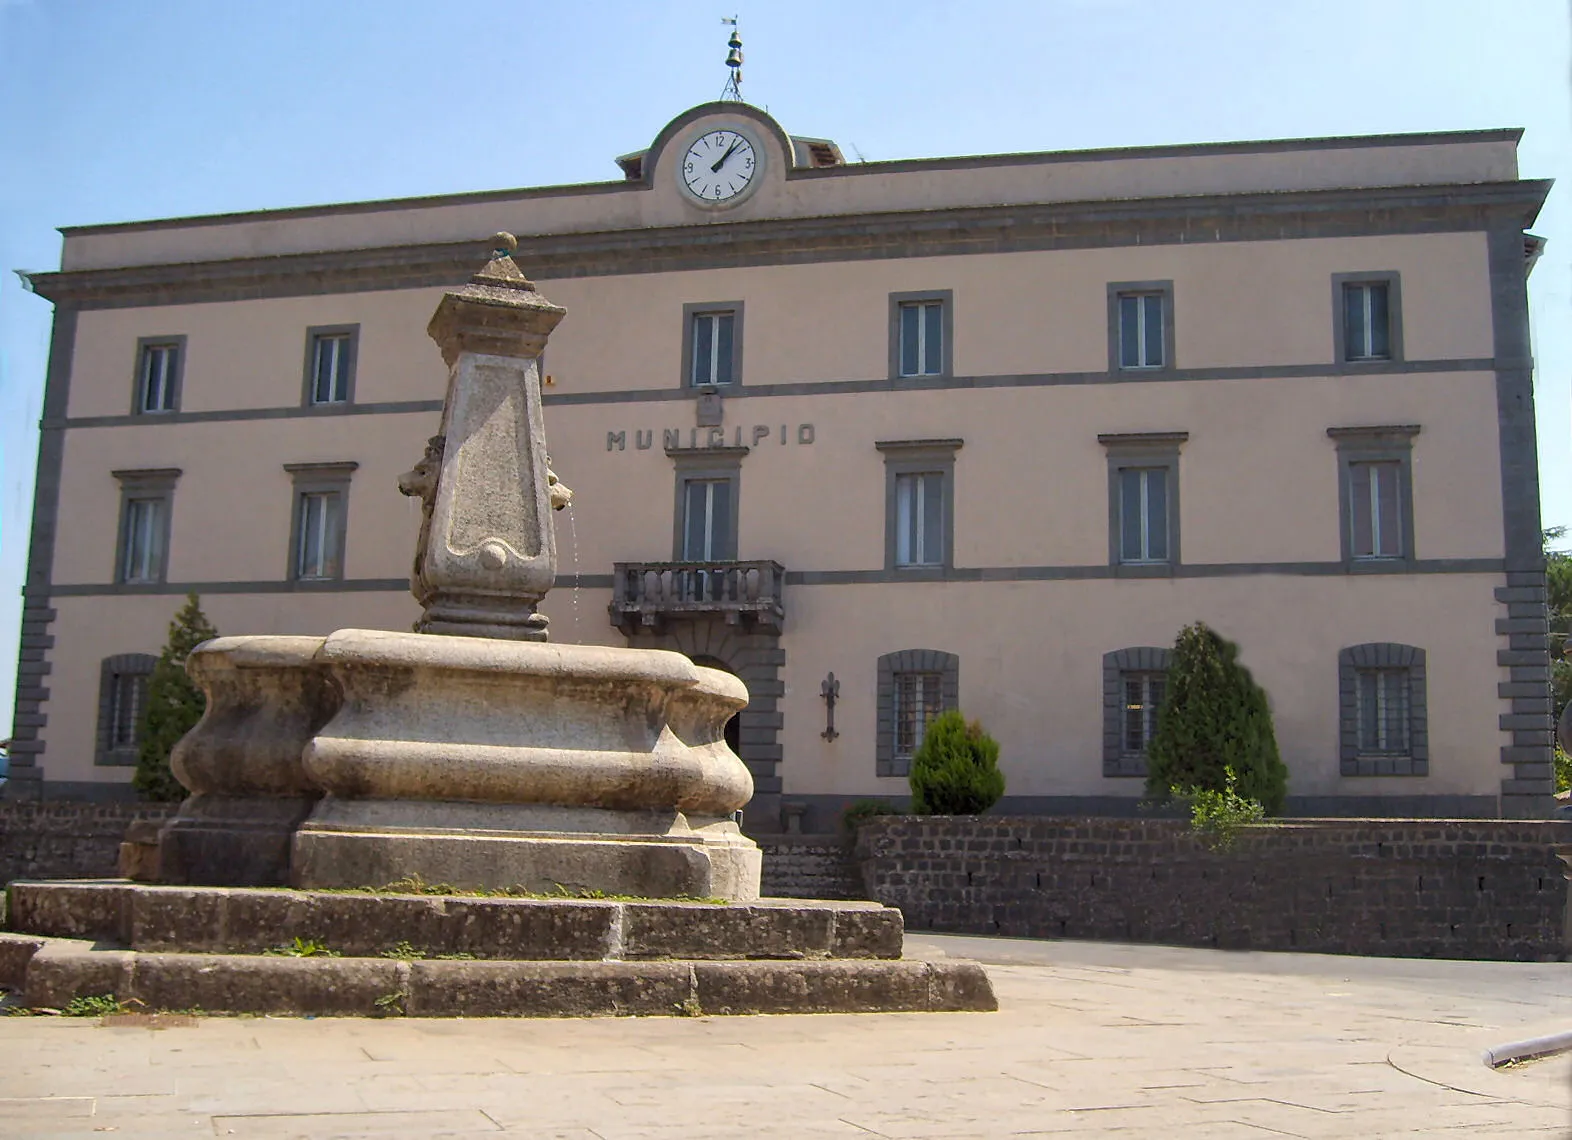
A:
[679,128,760,207]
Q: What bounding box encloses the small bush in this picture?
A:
[1555,746,1570,795]
[908,711,1005,815]
[1146,622,1287,815]
[840,799,898,833]
[1176,768,1267,851]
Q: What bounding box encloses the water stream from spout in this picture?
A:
[566,502,582,642]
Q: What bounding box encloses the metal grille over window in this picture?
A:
[109,673,148,750]
[690,312,735,386]
[1343,282,1391,361]
[894,672,943,760]
[1118,293,1164,368]
[140,344,179,413]
[895,471,943,567]
[311,334,352,404]
[1122,672,1165,756]
[898,300,943,377]
[296,492,341,579]
[120,498,164,583]
[1349,460,1402,558]
[1119,467,1168,563]
[1356,668,1410,754]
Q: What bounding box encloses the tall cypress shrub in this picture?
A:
[1145,622,1287,815]
[133,592,219,802]
[908,710,1006,815]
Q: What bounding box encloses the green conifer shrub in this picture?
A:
[132,592,219,802]
[908,710,1005,815]
[1145,622,1287,815]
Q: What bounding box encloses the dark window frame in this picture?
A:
[1331,271,1404,365]
[1099,433,1187,574]
[112,467,181,586]
[284,461,358,584]
[1106,281,1175,373]
[876,648,960,777]
[301,324,360,408]
[888,290,954,380]
[95,652,157,767]
[1327,425,1420,571]
[668,445,747,561]
[1102,647,1171,777]
[680,302,745,389]
[1338,643,1428,776]
[131,335,186,415]
[876,439,962,575]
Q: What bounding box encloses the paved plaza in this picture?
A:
[1,933,1568,1138]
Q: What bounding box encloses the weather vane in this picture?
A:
[721,16,743,102]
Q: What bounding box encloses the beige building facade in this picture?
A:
[9,102,1557,827]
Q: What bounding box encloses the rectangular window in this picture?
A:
[295,492,342,580]
[682,478,735,561]
[1342,282,1391,361]
[120,498,165,583]
[894,672,943,761]
[1121,672,1166,756]
[108,672,148,750]
[310,333,352,404]
[138,343,180,413]
[690,311,736,386]
[1356,668,1410,754]
[1118,293,1165,369]
[1348,460,1402,559]
[1118,467,1169,563]
[894,471,944,568]
[898,300,944,377]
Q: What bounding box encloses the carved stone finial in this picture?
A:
[492,231,519,255]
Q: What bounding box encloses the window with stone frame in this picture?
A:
[285,462,357,583]
[1107,281,1174,372]
[1327,426,1418,569]
[1332,272,1403,364]
[682,302,744,388]
[95,653,157,767]
[112,468,181,585]
[135,339,183,414]
[876,649,959,777]
[304,326,358,406]
[1102,647,1171,777]
[1099,434,1185,571]
[1338,643,1428,776]
[888,290,952,380]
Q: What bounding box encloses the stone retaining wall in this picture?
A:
[855,817,1572,961]
[0,801,176,885]
[758,836,864,900]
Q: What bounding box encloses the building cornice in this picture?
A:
[54,127,1526,238]
[21,180,1552,311]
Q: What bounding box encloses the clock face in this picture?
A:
[679,129,759,205]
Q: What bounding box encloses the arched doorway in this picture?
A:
[691,655,742,755]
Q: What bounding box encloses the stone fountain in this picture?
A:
[0,237,994,1018]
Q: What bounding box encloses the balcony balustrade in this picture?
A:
[610,560,785,635]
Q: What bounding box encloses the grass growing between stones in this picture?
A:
[262,936,340,958]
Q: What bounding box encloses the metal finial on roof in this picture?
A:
[721,16,743,102]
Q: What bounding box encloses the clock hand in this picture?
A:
[711,140,742,173]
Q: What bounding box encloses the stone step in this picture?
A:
[14,937,996,1018]
[7,881,902,962]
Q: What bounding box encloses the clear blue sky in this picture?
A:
[1,0,1569,728]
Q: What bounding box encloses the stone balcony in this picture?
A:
[610,560,785,636]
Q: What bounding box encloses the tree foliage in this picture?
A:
[1145,622,1287,815]
[908,710,1006,815]
[133,592,219,802]
[1546,528,1570,733]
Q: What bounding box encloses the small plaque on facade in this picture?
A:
[696,389,723,427]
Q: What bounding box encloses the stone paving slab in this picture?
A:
[0,933,1568,1137]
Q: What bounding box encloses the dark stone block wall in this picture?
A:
[0,801,176,885]
[854,817,1572,962]
[758,836,864,900]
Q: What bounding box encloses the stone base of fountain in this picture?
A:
[0,882,997,1018]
